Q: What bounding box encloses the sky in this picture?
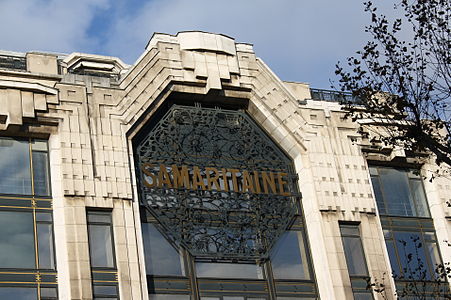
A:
[0,0,401,89]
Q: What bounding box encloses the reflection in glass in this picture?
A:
[40,287,58,298]
[370,167,430,217]
[277,297,317,300]
[341,236,368,276]
[426,242,441,268]
[93,285,117,295]
[0,138,31,195]
[353,293,373,300]
[0,287,36,300]
[196,262,263,279]
[370,177,385,215]
[271,231,310,280]
[38,223,55,269]
[150,295,191,300]
[32,151,50,196]
[379,168,414,216]
[394,232,429,279]
[385,240,400,277]
[88,224,114,268]
[142,223,185,276]
[0,211,35,268]
[410,179,429,217]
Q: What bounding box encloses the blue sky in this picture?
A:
[0,0,401,89]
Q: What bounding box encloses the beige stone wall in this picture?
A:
[0,31,449,299]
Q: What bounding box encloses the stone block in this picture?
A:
[21,91,35,117]
[26,52,58,75]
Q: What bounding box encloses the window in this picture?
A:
[0,210,35,268]
[87,210,119,299]
[135,105,317,299]
[141,209,317,299]
[370,167,429,217]
[0,137,57,299]
[340,224,373,300]
[270,230,310,280]
[142,222,185,276]
[382,221,442,280]
[195,262,263,279]
[0,138,50,196]
[369,165,446,296]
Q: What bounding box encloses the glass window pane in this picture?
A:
[36,212,53,222]
[426,241,441,279]
[38,223,55,269]
[378,168,415,216]
[142,223,185,276]
[369,167,378,176]
[32,151,50,196]
[93,285,118,295]
[385,240,400,277]
[340,225,359,236]
[271,231,310,280]
[150,295,191,300]
[410,179,429,217]
[277,297,317,300]
[0,138,32,195]
[31,140,48,151]
[88,224,115,268]
[342,236,368,276]
[40,287,58,297]
[88,213,112,224]
[394,232,429,280]
[370,177,386,215]
[0,211,35,268]
[196,262,263,279]
[353,292,373,300]
[0,287,36,300]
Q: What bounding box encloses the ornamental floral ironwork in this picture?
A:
[136,104,299,261]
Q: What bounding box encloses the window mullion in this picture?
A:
[263,260,276,300]
[185,250,200,300]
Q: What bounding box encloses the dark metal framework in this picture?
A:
[86,210,120,299]
[0,137,57,300]
[136,105,300,261]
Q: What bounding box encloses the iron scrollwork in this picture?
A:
[136,105,299,261]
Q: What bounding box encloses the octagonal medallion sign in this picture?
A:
[136,104,299,261]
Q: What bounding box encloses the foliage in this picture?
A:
[335,0,451,168]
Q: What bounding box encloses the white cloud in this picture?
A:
[0,0,404,87]
[103,0,374,87]
[0,0,109,54]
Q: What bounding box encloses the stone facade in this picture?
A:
[0,31,449,300]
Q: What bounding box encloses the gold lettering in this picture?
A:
[277,172,290,196]
[262,171,277,194]
[172,165,190,189]
[228,169,240,192]
[221,168,229,192]
[242,170,255,193]
[192,166,207,190]
[141,163,157,188]
[141,163,291,196]
[253,171,261,194]
[158,164,172,188]
[206,167,221,190]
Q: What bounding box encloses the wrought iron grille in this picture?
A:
[136,105,299,261]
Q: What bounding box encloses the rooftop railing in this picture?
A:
[310,88,361,104]
[0,55,26,71]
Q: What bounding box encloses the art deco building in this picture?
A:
[0,31,449,300]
